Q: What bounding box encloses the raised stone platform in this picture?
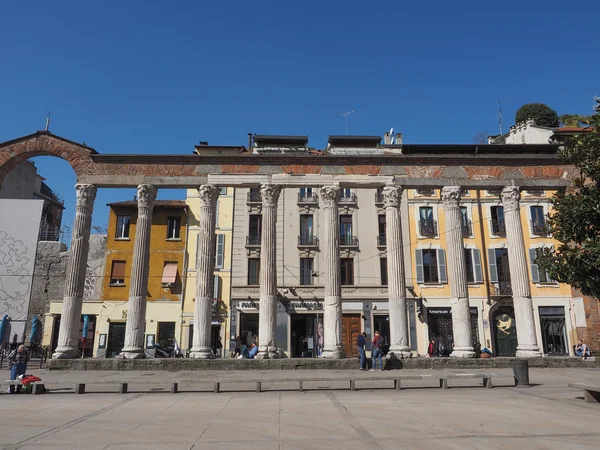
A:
[47,356,598,371]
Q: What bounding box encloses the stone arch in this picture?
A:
[0,131,97,186]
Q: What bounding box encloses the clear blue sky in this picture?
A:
[1,0,598,231]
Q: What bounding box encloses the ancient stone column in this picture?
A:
[53,184,97,359]
[502,186,542,357]
[122,184,158,359]
[382,185,412,358]
[442,186,475,358]
[320,185,344,359]
[190,184,220,359]
[256,184,282,359]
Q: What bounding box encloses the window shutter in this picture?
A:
[213,274,220,299]
[488,249,498,283]
[437,249,447,283]
[472,249,483,283]
[215,200,220,228]
[215,234,225,269]
[415,250,424,284]
[529,248,540,283]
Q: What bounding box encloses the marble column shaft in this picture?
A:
[122,184,157,359]
[190,185,220,359]
[53,184,97,359]
[442,186,475,358]
[382,185,411,358]
[320,185,344,359]
[257,184,282,359]
[502,186,542,357]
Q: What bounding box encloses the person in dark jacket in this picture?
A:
[8,345,28,394]
[357,332,367,370]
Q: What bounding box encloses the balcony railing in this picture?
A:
[339,192,357,205]
[374,191,384,206]
[491,218,506,235]
[340,235,359,247]
[297,192,318,205]
[298,235,319,247]
[377,234,387,247]
[419,219,438,237]
[461,220,471,237]
[491,281,513,297]
[246,191,262,204]
[245,234,261,247]
[531,219,549,236]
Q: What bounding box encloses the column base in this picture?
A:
[120,347,146,359]
[388,346,412,359]
[52,347,78,359]
[322,348,345,359]
[189,347,213,359]
[450,347,476,358]
[516,348,542,358]
[256,348,280,359]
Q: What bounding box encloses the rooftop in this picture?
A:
[253,135,309,147]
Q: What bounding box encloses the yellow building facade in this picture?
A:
[407,188,576,357]
[181,187,233,355]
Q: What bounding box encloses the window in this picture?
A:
[340,188,352,199]
[167,216,181,240]
[157,322,175,349]
[300,258,314,285]
[115,216,131,239]
[298,187,316,204]
[110,260,126,285]
[530,248,554,283]
[161,262,178,286]
[219,187,227,195]
[248,258,260,285]
[488,248,511,295]
[530,206,547,235]
[299,215,313,245]
[460,207,470,236]
[416,188,435,197]
[249,215,262,238]
[464,248,483,283]
[248,187,261,203]
[418,207,436,236]
[340,215,352,237]
[490,206,505,234]
[213,274,220,300]
[378,215,387,246]
[215,234,225,269]
[215,199,219,228]
[380,258,388,286]
[341,258,354,285]
[415,249,447,284]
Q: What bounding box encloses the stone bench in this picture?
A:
[568,383,600,403]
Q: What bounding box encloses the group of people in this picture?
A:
[232,335,259,359]
[356,330,386,371]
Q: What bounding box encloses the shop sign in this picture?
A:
[288,301,323,311]
[427,307,478,315]
[239,301,259,309]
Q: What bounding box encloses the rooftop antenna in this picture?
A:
[45,112,51,132]
[337,110,355,135]
[496,100,507,136]
[389,127,395,145]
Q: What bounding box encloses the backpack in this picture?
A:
[377,336,385,349]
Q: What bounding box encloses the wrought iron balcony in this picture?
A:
[297,192,318,205]
[461,219,471,237]
[340,234,359,247]
[246,191,262,204]
[491,281,513,297]
[374,190,384,206]
[298,235,319,247]
[531,219,549,236]
[339,192,357,205]
[245,234,261,247]
[419,219,438,237]
[491,218,506,235]
[377,234,387,248]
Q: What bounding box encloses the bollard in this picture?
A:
[512,359,530,387]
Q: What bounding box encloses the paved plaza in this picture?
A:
[0,368,599,449]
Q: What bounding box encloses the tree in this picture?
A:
[536,104,600,299]
[515,103,559,128]
[473,130,489,144]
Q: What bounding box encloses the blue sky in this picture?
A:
[1,1,598,231]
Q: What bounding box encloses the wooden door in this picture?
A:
[342,314,361,357]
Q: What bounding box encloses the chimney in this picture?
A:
[395,133,403,145]
[247,133,253,152]
[383,132,391,145]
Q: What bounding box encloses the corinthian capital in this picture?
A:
[136,184,158,208]
[197,184,220,208]
[260,184,282,207]
[75,184,97,207]
[441,186,461,208]
[501,186,521,208]
[382,185,402,208]
[320,185,340,208]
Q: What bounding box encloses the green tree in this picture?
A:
[536,108,600,299]
[515,103,559,128]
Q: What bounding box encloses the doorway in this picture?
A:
[291,314,317,358]
[106,322,126,358]
[211,325,222,357]
[373,315,390,346]
[342,314,361,357]
[492,307,518,357]
[239,312,259,346]
[539,307,568,355]
[157,322,176,349]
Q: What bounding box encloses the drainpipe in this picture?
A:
[179,206,190,351]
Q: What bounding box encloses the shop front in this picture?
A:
[426,307,479,356]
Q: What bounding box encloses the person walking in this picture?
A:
[214,336,223,358]
[357,332,367,370]
[370,330,384,371]
[8,345,29,394]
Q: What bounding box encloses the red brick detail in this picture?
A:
[344,165,381,175]
[574,289,600,352]
[521,167,565,178]
[281,165,322,174]
[404,166,445,178]
[220,164,260,174]
[92,163,197,176]
[464,167,506,179]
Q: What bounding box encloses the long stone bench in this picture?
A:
[3,372,516,394]
[568,383,600,403]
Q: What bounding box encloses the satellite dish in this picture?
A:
[389,127,395,145]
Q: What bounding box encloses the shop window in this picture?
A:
[539,307,568,355]
[157,322,176,349]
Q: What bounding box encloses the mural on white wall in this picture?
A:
[0,199,44,321]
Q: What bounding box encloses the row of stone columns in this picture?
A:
[53,182,541,360]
